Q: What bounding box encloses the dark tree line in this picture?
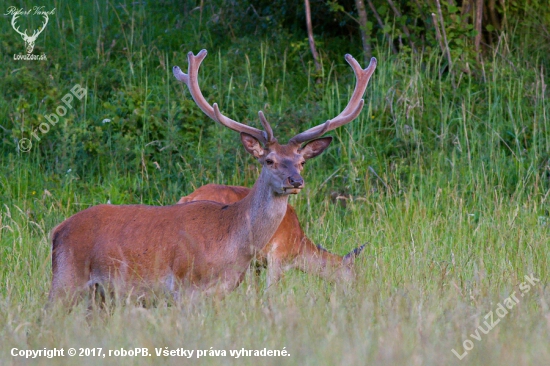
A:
[210,0,549,71]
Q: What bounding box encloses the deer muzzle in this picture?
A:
[283,175,304,194]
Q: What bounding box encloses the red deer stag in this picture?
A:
[178,184,365,287]
[48,49,376,305]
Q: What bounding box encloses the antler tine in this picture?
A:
[173,49,268,144]
[289,55,377,145]
[32,13,49,38]
[11,14,27,37]
[258,111,275,143]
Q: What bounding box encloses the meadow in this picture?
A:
[1,0,549,365]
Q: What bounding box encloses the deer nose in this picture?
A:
[288,176,304,188]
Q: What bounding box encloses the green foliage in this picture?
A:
[0,2,549,363]
[0,0,548,195]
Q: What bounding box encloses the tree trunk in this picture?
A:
[386,0,416,52]
[366,0,397,54]
[304,0,322,74]
[355,0,372,62]
[475,0,483,55]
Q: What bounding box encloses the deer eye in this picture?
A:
[265,159,274,166]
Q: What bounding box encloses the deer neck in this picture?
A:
[232,168,289,255]
[298,246,347,281]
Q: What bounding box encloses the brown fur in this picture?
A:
[48,137,332,305]
[178,184,364,287]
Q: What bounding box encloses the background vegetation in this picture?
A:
[1,0,549,365]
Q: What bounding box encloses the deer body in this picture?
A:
[50,174,288,301]
[179,184,365,286]
[48,49,376,305]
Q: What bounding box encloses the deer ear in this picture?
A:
[240,133,265,158]
[299,137,332,160]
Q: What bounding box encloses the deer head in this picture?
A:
[11,13,49,54]
[173,50,376,196]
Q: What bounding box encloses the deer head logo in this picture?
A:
[11,13,49,54]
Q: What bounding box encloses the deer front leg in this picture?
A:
[265,253,284,291]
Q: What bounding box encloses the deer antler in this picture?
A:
[289,55,377,145]
[29,14,49,41]
[11,14,28,38]
[173,50,274,144]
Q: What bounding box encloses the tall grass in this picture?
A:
[1,1,549,365]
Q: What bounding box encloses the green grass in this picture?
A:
[1,0,549,365]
